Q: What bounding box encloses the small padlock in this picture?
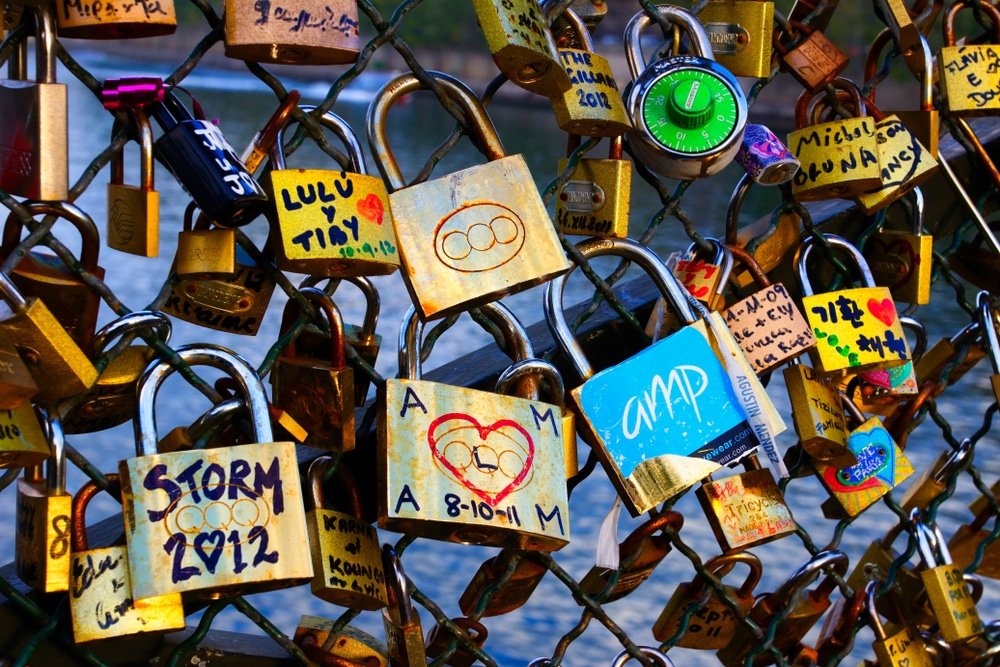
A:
[937,1,1000,116]
[306,456,386,610]
[271,287,355,452]
[696,0,775,78]
[107,109,159,257]
[15,406,70,592]
[735,123,800,186]
[578,512,683,603]
[652,551,762,648]
[382,545,427,667]
[0,327,37,408]
[554,135,632,238]
[174,202,236,277]
[294,614,388,667]
[813,586,865,664]
[864,187,933,305]
[69,474,186,643]
[900,438,973,513]
[866,580,934,667]
[773,20,849,93]
[671,238,734,311]
[0,6,67,200]
[458,549,548,617]
[623,5,748,179]
[914,318,986,389]
[979,290,1000,406]
[55,0,176,38]
[848,316,926,415]
[223,0,359,65]
[368,70,570,319]
[0,398,48,470]
[2,200,106,351]
[265,105,398,277]
[948,485,1000,580]
[783,358,854,467]
[424,617,488,667]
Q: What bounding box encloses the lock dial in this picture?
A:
[642,68,741,154]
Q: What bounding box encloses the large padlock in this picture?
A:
[306,456,386,610]
[865,580,934,667]
[623,6,748,179]
[63,311,171,435]
[2,200,106,351]
[55,0,176,38]
[271,287,355,452]
[546,237,785,516]
[368,70,570,319]
[223,0,359,65]
[174,202,236,277]
[937,1,1000,116]
[783,358,854,467]
[797,234,910,374]
[424,617,488,667]
[0,326,37,408]
[554,135,632,239]
[382,545,427,667]
[471,0,570,96]
[980,290,1000,406]
[266,105,398,277]
[379,302,570,549]
[0,397,48,469]
[864,187,933,305]
[0,272,98,401]
[458,549,548,617]
[294,614,388,667]
[548,6,630,137]
[0,6,67,200]
[900,438,973,513]
[118,344,313,599]
[69,474,186,643]
[15,407,70,592]
[107,109,159,258]
[696,0,775,78]
[652,551,762,648]
[773,20,848,93]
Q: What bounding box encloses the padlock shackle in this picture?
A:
[1,200,102,274]
[279,287,347,370]
[182,396,244,446]
[684,238,734,301]
[301,275,380,343]
[977,291,1000,374]
[549,5,596,53]
[611,646,675,667]
[728,244,772,289]
[495,358,566,406]
[864,31,933,111]
[0,273,29,313]
[619,511,683,554]
[91,310,171,358]
[110,109,155,191]
[912,508,952,567]
[864,579,893,642]
[307,456,364,519]
[770,550,848,609]
[942,0,1000,46]
[32,6,56,85]
[544,237,696,380]
[35,405,65,494]
[71,474,121,552]
[134,344,274,456]
[624,6,713,80]
[382,544,419,627]
[899,316,928,360]
[701,551,763,597]
[795,233,877,296]
[367,71,507,192]
[725,173,753,246]
[271,105,367,174]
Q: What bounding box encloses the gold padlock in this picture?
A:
[554,135,631,239]
[696,0,775,78]
[174,203,236,277]
[368,70,571,319]
[0,398,49,470]
[866,580,934,667]
[783,358,854,467]
[458,549,548,617]
[900,438,973,513]
[223,0,359,65]
[948,482,1000,580]
[937,1,1000,116]
[293,614,388,667]
[914,318,985,389]
[864,188,933,305]
[107,109,159,258]
[382,545,427,667]
[55,0,176,38]
[424,617,488,667]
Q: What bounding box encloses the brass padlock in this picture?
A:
[652,551,762,648]
[55,0,176,38]
[2,200,106,351]
[175,202,236,277]
[118,344,313,599]
[671,238,734,311]
[554,135,631,239]
[914,511,984,642]
[696,0,775,78]
[814,586,865,664]
[265,105,398,277]
[578,512,683,603]
[784,358,854,467]
[223,0,359,65]
[866,580,934,667]
[773,20,848,93]
[914,318,985,389]
[979,290,1000,406]
[63,311,172,435]
[379,302,570,549]
[15,406,70,592]
[937,1,1000,116]
[424,617,488,667]
[548,7,630,137]
[948,484,1000,580]
[900,438,973,513]
[0,327,37,409]
[458,549,548,617]
[294,614,388,667]
[368,70,570,319]
[864,188,933,305]
[848,316,925,416]
[271,287,355,452]
[107,109,159,257]
[0,7,67,200]
[471,0,570,96]
[306,456,386,610]
[69,474,186,643]
[0,398,48,470]
[382,545,427,667]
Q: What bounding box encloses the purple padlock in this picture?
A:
[736,123,800,185]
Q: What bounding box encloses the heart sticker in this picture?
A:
[867,298,897,327]
[427,413,535,507]
[357,194,384,225]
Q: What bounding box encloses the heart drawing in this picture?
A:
[427,413,535,507]
[357,194,384,225]
[867,297,897,327]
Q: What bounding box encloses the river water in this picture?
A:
[0,49,996,665]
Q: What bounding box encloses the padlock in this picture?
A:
[721,244,816,374]
[866,580,934,667]
[0,272,98,401]
[900,438,973,513]
[240,90,301,176]
[0,6,67,200]
[848,315,926,417]
[652,551,762,648]
[949,487,1000,580]
[671,238,734,311]
[271,287,355,452]
[55,0,176,38]
[382,545,427,667]
[471,0,570,96]
[813,586,865,664]
[554,135,631,238]
[118,344,313,599]
[15,406,70,592]
[368,70,570,319]
[458,549,548,617]
[99,75,167,111]
[566,0,606,31]
[547,237,785,516]
[937,1,1000,116]
[915,511,985,642]
[695,0,775,78]
[914,318,986,389]
[864,188,933,305]
[979,290,1000,406]
[223,0,359,65]
[787,85,882,201]
[773,20,849,93]
[783,358,854,467]
[578,512,683,603]
[157,396,243,453]
[548,7,629,137]
[379,301,570,549]
[175,203,236,278]
[0,327,37,408]
[0,392,47,469]
[612,647,676,666]
[718,550,849,666]
[107,109,159,257]
[735,123,800,185]
[424,617,488,667]
[623,6,748,179]
[265,105,398,277]
[797,233,910,374]
[306,456,386,610]
[211,375,310,448]
[146,88,267,227]
[69,473,186,643]
[2,200,106,351]
[697,453,797,552]
[294,614,388,667]
[63,311,171,435]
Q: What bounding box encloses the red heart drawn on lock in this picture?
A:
[867,298,897,327]
[357,194,384,225]
[427,413,535,507]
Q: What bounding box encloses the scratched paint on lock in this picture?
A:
[802,287,909,373]
[379,379,569,550]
